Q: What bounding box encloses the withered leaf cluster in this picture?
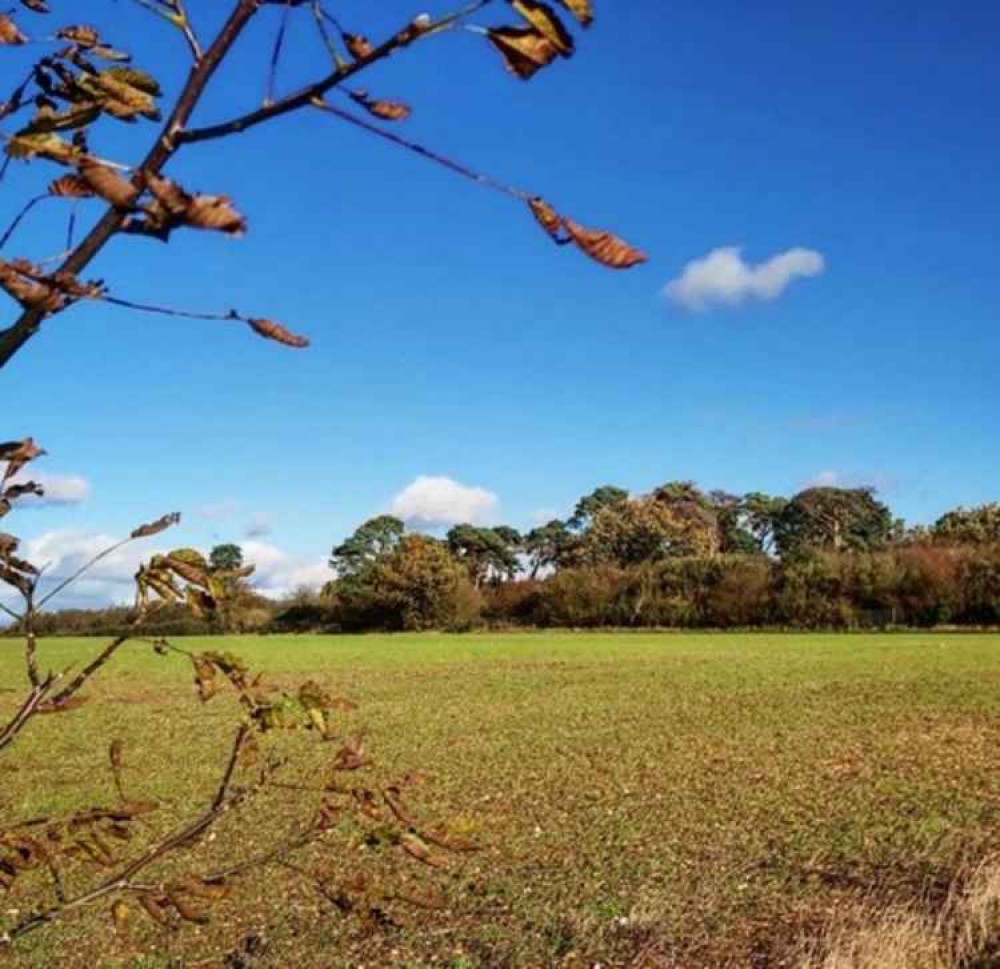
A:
[528,197,647,269]
[0,258,105,313]
[135,546,253,623]
[488,0,593,80]
[1,801,157,893]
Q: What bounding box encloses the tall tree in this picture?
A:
[932,503,1000,546]
[739,492,788,555]
[649,481,721,557]
[524,518,575,578]
[374,534,474,630]
[775,487,893,556]
[446,524,521,586]
[569,485,629,530]
[329,515,405,578]
[209,543,244,572]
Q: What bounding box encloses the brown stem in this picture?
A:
[24,628,39,688]
[0,195,49,253]
[176,0,495,147]
[48,636,129,707]
[213,723,249,809]
[0,0,262,371]
[0,678,53,754]
[0,722,254,946]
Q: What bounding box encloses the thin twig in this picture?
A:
[65,206,77,251]
[0,195,48,253]
[265,1,294,106]
[35,536,134,610]
[24,627,40,688]
[213,723,249,809]
[177,0,496,147]
[101,294,248,324]
[313,100,530,201]
[48,636,129,707]
[310,1,344,67]
[128,0,202,59]
[0,678,54,754]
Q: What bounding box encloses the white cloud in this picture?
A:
[663,245,825,310]
[8,471,90,507]
[244,513,273,539]
[242,541,329,599]
[531,508,561,526]
[389,475,498,528]
[0,529,165,611]
[0,530,331,613]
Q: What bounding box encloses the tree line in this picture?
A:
[19,484,1000,636]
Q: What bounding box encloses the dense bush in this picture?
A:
[15,545,1000,637]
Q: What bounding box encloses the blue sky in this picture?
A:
[2,0,998,602]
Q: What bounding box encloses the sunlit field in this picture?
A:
[3,632,1000,967]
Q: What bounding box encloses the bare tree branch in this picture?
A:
[0,0,262,370]
[176,0,496,147]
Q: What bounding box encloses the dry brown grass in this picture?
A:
[798,856,1000,969]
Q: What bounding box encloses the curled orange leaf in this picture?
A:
[528,197,565,242]
[343,32,373,60]
[512,0,574,57]
[349,90,411,122]
[0,14,27,44]
[557,0,593,27]
[563,218,647,269]
[487,26,558,80]
[247,318,310,349]
[48,173,94,198]
[77,157,138,209]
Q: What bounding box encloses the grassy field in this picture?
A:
[2,632,1000,967]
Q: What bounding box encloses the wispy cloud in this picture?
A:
[0,529,166,612]
[243,541,328,599]
[0,530,331,612]
[664,245,825,310]
[197,499,239,520]
[389,475,498,528]
[805,469,898,493]
[244,513,273,539]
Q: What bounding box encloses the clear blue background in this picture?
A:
[3,0,998,560]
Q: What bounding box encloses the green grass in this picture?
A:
[3,632,1000,967]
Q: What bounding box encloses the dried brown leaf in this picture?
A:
[130,512,180,539]
[512,0,574,57]
[110,899,130,936]
[557,0,593,27]
[487,26,559,79]
[349,90,411,122]
[247,318,310,349]
[48,173,94,198]
[528,196,566,242]
[77,157,138,209]
[0,438,45,479]
[563,218,648,269]
[184,194,246,235]
[143,172,192,217]
[343,32,373,60]
[57,24,100,47]
[0,14,28,44]
[400,832,449,869]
